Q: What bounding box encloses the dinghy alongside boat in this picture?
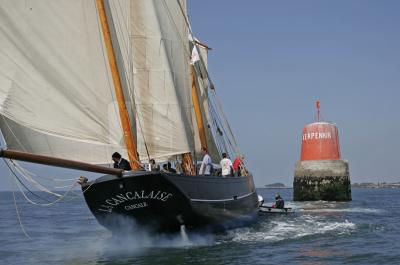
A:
[259,205,294,213]
[257,195,294,213]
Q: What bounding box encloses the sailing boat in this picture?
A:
[0,0,259,232]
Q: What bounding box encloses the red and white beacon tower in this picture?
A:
[293,101,351,201]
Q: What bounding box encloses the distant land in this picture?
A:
[264,182,292,189]
[262,181,400,189]
[352,182,400,189]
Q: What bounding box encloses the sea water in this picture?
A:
[0,188,399,265]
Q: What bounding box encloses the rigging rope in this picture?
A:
[10,160,62,197]
[13,174,78,207]
[175,0,243,162]
[6,162,94,238]
[4,159,52,203]
[3,158,82,206]
[12,188,31,239]
[208,91,238,156]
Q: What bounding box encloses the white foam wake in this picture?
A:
[299,207,382,213]
[225,215,356,243]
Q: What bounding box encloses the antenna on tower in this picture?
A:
[316,100,321,122]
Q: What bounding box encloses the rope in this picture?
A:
[4,159,52,203]
[14,176,78,207]
[10,160,62,197]
[6,165,90,238]
[4,158,81,206]
[12,188,31,239]
[212,88,241,152]
[61,181,95,203]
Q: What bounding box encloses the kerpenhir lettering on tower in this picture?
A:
[302,132,332,141]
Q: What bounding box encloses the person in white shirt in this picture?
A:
[199,147,212,175]
[220,152,233,177]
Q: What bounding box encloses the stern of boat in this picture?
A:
[81,171,196,232]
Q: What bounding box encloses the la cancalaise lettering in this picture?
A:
[97,190,173,213]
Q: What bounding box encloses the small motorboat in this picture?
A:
[259,205,294,213]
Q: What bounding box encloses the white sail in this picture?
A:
[128,0,195,161]
[0,0,236,167]
[196,41,209,71]
[0,0,128,164]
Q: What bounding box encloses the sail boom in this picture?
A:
[0,149,123,176]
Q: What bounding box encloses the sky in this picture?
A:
[186,0,400,186]
[0,1,399,190]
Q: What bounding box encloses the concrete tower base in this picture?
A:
[293,160,351,201]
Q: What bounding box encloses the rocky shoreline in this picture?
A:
[351,182,400,189]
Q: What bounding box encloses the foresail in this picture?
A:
[0,1,127,164]
[128,0,194,161]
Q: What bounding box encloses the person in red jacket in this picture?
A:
[233,155,244,176]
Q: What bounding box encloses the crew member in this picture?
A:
[112,152,131,171]
[167,162,177,173]
[199,147,212,175]
[161,164,169,173]
[233,155,244,176]
[220,152,233,177]
[149,159,160,171]
[273,193,285,209]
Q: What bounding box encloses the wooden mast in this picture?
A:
[96,0,140,170]
[182,152,195,175]
[191,65,208,150]
[182,65,209,175]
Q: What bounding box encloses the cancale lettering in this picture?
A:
[124,202,148,211]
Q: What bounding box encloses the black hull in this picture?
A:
[81,171,259,233]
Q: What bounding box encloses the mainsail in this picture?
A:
[0,0,127,164]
